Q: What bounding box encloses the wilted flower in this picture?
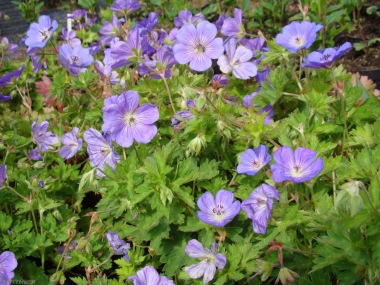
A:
[237,145,271,176]
[275,21,323,53]
[241,184,280,234]
[83,128,120,177]
[217,37,257,80]
[28,148,43,160]
[212,74,229,87]
[243,91,274,125]
[128,265,174,285]
[55,240,77,259]
[58,44,94,76]
[0,164,6,189]
[197,189,241,227]
[171,99,196,130]
[88,42,101,55]
[221,8,244,38]
[67,9,86,20]
[137,46,177,79]
[159,28,178,46]
[0,65,25,87]
[102,91,159,148]
[173,20,224,72]
[25,15,58,48]
[61,27,81,47]
[0,251,17,282]
[185,240,227,284]
[0,37,19,60]
[110,0,141,15]
[106,231,131,262]
[271,146,324,183]
[32,119,59,152]
[59,127,83,160]
[302,42,352,68]
[100,14,122,45]
[276,267,300,285]
[174,9,205,27]
[37,180,44,189]
[136,12,158,36]
[26,47,44,73]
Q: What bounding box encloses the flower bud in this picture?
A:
[275,267,299,284]
[33,161,46,169]
[17,158,30,170]
[187,134,206,155]
[350,194,363,217]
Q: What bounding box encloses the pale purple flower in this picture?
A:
[0,164,6,189]
[242,37,265,56]
[197,189,241,227]
[241,184,280,234]
[275,21,324,53]
[95,58,124,85]
[185,240,226,284]
[173,20,224,72]
[25,15,58,48]
[243,91,274,125]
[159,28,178,45]
[102,91,159,148]
[58,44,94,76]
[221,8,244,37]
[217,37,257,80]
[256,68,271,86]
[174,10,205,27]
[61,28,81,47]
[215,12,228,31]
[59,127,83,160]
[271,146,324,183]
[0,65,24,87]
[237,145,271,176]
[100,14,122,45]
[0,251,17,282]
[137,12,158,36]
[137,46,177,79]
[302,42,352,68]
[67,9,86,20]
[110,71,125,86]
[128,266,174,285]
[110,0,141,15]
[32,119,59,152]
[83,128,120,177]
[28,148,43,160]
[106,231,131,262]
[1,37,19,59]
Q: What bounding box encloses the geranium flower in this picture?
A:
[136,12,158,36]
[67,9,86,20]
[173,20,224,72]
[110,0,141,15]
[237,145,271,176]
[0,251,17,282]
[241,184,280,234]
[185,240,227,284]
[221,8,244,38]
[83,128,120,177]
[271,146,324,183]
[61,27,81,47]
[28,148,43,160]
[215,12,228,31]
[217,37,257,80]
[174,9,204,27]
[302,42,352,68]
[0,65,24,87]
[102,91,159,148]
[212,74,229,87]
[106,231,131,261]
[59,127,83,160]
[26,47,44,73]
[0,37,19,60]
[128,266,174,285]
[99,14,122,45]
[25,15,58,48]
[58,44,94,76]
[32,119,59,152]
[159,28,178,45]
[0,164,6,189]
[275,21,323,53]
[137,46,177,79]
[171,99,196,130]
[197,189,241,227]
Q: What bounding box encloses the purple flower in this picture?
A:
[171,100,196,130]
[137,46,177,79]
[0,164,6,189]
[243,91,274,125]
[174,10,205,27]
[28,148,43,160]
[197,189,241,227]
[85,13,96,27]
[110,27,146,68]
[106,231,131,262]
[256,68,271,86]
[242,37,265,56]
[102,91,159,148]
[83,128,120,177]
[32,119,59,152]
[212,74,229,87]
[0,65,25,87]
[136,12,158,36]
[159,28,178,45]
[271,146,324,183]
[241,184,280,234]
[302,42,352,68]
[173,20,224,72]
[58,44,94,76]
[128,265,174,285]
[185,240,226,284]
[0,251,17,282]
[275,21,323,53]
[25,15,58,48]
[221,8,244,37]
[59,127,83,160]
[237,145,271,176]
[27,47,44,73]
[217,37,257,80]
[100,14,122,45]
[88,42,101,55]
[215,12,228,31]
[110,0,141,15]
[55,241,77,259]
[1,37,19,59]
[37,180,44,189]
[68,9,86,20]
[61,28,81,47]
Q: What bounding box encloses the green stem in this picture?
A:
[162,75,176,114]
[133,144,143,166]
[56,231,74,272]
[14,139,33,149]
[89,253,114,273]
[359,183,377,212]
[6,185,26,200]
[29,201,39,233]
[282,246,321,256]
[309,185,318,208]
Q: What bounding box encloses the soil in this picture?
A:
[339,44,380,70]
[346,14,380,39]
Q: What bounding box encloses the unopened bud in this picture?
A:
[350,194,363,217]
[33,161,46,169]
[275,267,299,284]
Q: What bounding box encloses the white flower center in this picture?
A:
[292,36,305,48]
[292,165,303,177]
[39,27,53,42]
[194,43,206,54]
[252,159,262,169]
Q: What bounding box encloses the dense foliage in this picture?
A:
[1,0,380,284]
